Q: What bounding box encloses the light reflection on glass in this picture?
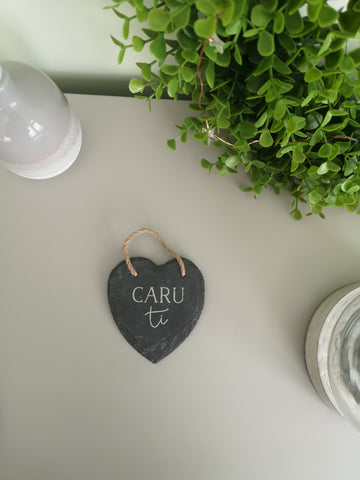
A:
[27,120,44,138]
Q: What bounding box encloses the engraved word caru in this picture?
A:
[131,286,184,328]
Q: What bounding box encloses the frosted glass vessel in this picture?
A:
[305,284,360,432]
[0,61,82,179]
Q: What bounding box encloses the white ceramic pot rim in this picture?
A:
[305,283,360,414]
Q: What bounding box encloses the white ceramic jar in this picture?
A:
[0,61,82,179]
[305,284,360,430]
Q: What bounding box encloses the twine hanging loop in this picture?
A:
[122,228,186,278]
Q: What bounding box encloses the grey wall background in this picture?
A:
[0,0,152,95]
[0,0,351,96]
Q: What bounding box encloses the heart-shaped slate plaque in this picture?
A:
[107,257,204,363]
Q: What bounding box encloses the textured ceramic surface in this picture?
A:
[305,284,360,431]
[0,61,81,178]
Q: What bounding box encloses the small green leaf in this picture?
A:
[243,28,262,38]
[220,0,234,27]
[111,35,124,48]
[177,30,198,50]
[196,0,220,16]
[193,131,209,143]
[274,99,286,120]
[111,8,127,19]
[307,2,322,22]
[234,139,250,152]
[318,143,333,158]
[167,139,176,151]
[251,5,272,27]
[287,0,304,15]
[257,31,274,57]
[273,11,285,33]
[339,11,360,35]
[225,155,240,168]
[218,116,230,129]
[206,62,215,88]
[308,166,320,176]
[318,5,339,27]
[129,78,145,94]
[292,209,303,220]
[272,184,281,195]
[167,78,178,98]
[155,84,163,100]
[329,37,345,52]
[181,49,199,63]
[238,121,257,139]
[140,63,152,81]
[160,64,179,75]
[214,49,231,67]
[218,168,230,177]
[305,112,322,130]
[204,43,218,61]
[291,157,299,172]
[341,55,355,73]
[180,130,188,143]
[142,28,158,40]
[293,145,305,164]
[252,159,265,168]
[317,162,329,175]
[354,0,360,12]
[255,112,268,128]
[132,36,145,52]
[234,44,242,65]
[194,16,216,38]
[318,33,333,56]
[278,34,296,52]
[284,11,303,34]
[307,0,322,5]
[150,34,166,62]
[328,162,341,172]
[286,116,299,134]
[182,66,196,82]
[322,119,348,132]
[273,78,293,94]
[261,0,278,13]
[201,158,212,169]
[257,79,273,95]
[324,49,344,70]
[309,190,323,204]
[320,111,332,128]
[252,55,274,76]
[349,48,360,65]
[225,19,242,35]
[173,6,191,28]
[273,56,291,74]
[309,129,324,146]
[117,47,126,64]
[148,8,171,31]
[136,7,149,22]
[304,66,322,82]
[123,18,130,40]
[212,94,228,108]
[259,130,274,147]
[265,86,277,102]
[253,184,263,195]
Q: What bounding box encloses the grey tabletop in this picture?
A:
[0,95,359,480]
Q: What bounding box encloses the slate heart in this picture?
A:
[107,257,205,363]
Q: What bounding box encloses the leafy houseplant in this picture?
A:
[109,0,360,219]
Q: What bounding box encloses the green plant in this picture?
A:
[109,0,360,219]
